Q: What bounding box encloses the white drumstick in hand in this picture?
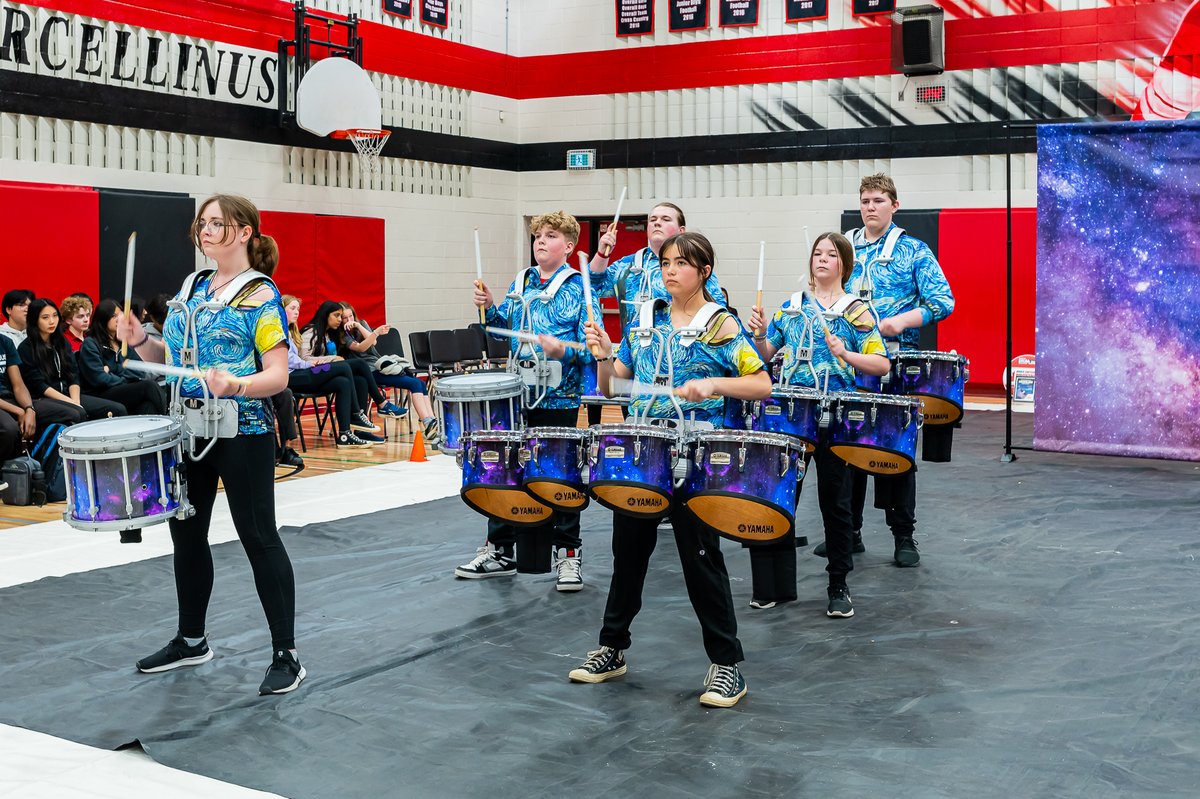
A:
[484,326,587,351]
[124,359,250,385]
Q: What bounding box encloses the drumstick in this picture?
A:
[578,251,602,358]
[610,377,720,400]
[802,290,846,368]
[122,231,136,357]
[473,228,486,327]
[601,186,627,257]
[123,359,251,385]
[484,326,587,351]
[755,240,765,337]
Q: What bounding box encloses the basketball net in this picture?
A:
[332,128,390,173]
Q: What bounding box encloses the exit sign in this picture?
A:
[566,149,597,170]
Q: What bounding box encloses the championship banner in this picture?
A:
[382,0,412,18]
[718,0,759,27]
[669,0,708,31]
[853,0,895,17]
[786,0,828,22]
[1035,120,1200,461]
[421,0,447,28]
[617,0,654,36]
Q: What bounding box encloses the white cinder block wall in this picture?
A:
[0,0,1053,343]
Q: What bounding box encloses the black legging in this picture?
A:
[169,433,296,651]
[288,362,356,433]
[341,356,385,412]
[92,379,167,416]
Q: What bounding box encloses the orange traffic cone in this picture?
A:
[409,428,428,463]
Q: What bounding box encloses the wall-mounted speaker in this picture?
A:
[891,5,945,77]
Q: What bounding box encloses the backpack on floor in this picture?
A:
[1,454,47,506]
[29,423,67,503]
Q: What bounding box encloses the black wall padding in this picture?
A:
[839,209,940,350]
[98,189,196,306]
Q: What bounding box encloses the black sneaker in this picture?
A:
[259,649,306,695]
[699,663,747,708]
[351,411,381,433]
[813,530,865,558]
[826,585,854,618]
[136,635,213,673]
[423,417,441,446]
[894,537,921,567]
[454,545,517,579]
[336,430,373,449]
[275,447,305,479]
[568,646,627,683]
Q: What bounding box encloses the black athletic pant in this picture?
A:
[272,389,298,443]
[749,432,856,601]
[169,433,296,651]
[32,396,88,427]
[486,405,582,551]
[850,469,916,539]
[93,379,167,416]
[288,363,356,433]
[0,411,20,459]
[599,507,743,666]
[80,393,126,420]
[342,356,385,411]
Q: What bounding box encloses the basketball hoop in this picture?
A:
[332,128,390,172]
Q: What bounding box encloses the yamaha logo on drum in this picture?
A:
[626,496,664,508]
[869,459,901,470]
[848,411,866,422]
[510,506,546,516]
[738,523,778,537]
[709,452,731,465]
[480,451,500,463]
[604,446,625,459]
[764,406,782,416]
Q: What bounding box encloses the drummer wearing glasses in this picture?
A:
[570,231,770,709]
[116,194,304,696]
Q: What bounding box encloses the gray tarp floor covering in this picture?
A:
[2,412,1199,798]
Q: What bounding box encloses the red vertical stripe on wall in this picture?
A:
[261,210,318,316]
[314,216,386,330]
[936,208,1037,392]
[0,182,99,305]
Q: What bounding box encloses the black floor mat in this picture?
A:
[2,412,1199,798]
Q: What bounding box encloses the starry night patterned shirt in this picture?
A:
[847,223,955,351]
[766,295,887,394]
[485,263,601,409]
[594,247,728,332]
[617,302,765,425]
[162,272,287,436]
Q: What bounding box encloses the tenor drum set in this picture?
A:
[438,348,968,547]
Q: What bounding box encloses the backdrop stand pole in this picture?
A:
[1001,121,1017,464]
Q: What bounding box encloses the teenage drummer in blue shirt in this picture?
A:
[748,232,890,618]
[834,173,955,568]
[454,211,601,592]
[569,231,770,709]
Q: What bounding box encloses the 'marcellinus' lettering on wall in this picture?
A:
[0,2,276,107]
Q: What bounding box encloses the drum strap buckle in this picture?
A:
[738,445,747,473]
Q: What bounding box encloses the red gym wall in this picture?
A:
[0,182,100,304]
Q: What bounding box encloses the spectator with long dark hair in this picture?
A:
[76,299,168,416]
[18,298,124,421]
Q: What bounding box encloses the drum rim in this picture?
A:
[894,350,968,362]
[523,426,589,439]
[693,429,803,447]
[434,372,523,398]
[589,423,680,439]
[830,391,921,407]
[462,430,526,443]
[769,385,824,398]
[58,415,183,452]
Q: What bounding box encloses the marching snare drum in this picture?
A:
[434,371,524,454]
[751,385,824,453]
[587,424,680,519]
[521,426,590,513]
[680,429,805,545]
[827,392,922,475]
[891,350,969,425]
[458,430,554,527]
[58,415,191,532]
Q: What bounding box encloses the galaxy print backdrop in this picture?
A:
[1035,120,1200,461]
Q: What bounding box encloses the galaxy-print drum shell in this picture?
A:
[58,415,192,532]
[750,385,824,452]
[827,392,922,475]
[434,371,524,454]
[521,427,590,513]
[458,430,553,526]
[680,430,805,545]
[891,351,969,425]
[587,424,680,519]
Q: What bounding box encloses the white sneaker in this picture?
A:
[554,547,583,592]
[454,545,517,579]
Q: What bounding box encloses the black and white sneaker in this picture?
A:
[826,585,854,618]
[136,635,213,673]
[336,430,373,449]
[351,411,381,433]
[259,649,306,695]
[423,417,441,447]
[699,663,747,708]
[568,646,627,683]
[554,547,583,592]
[454,545,517,579]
